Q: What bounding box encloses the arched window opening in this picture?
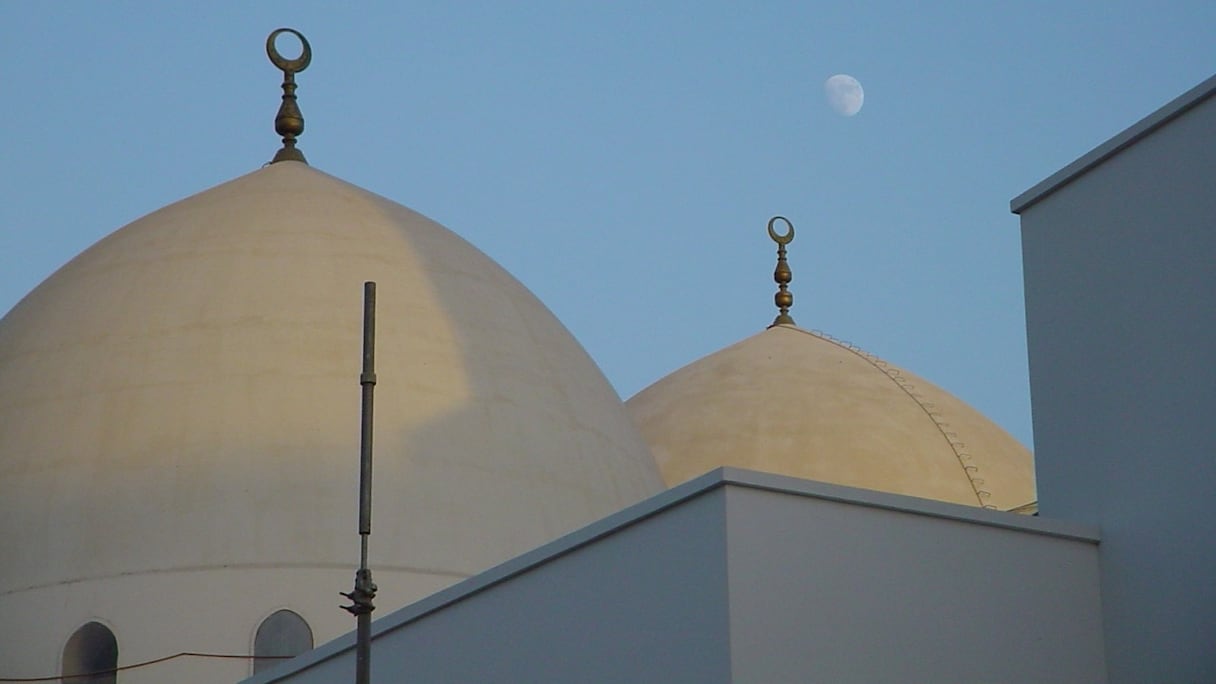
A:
[253,609,313,674]
[61,621,117,684]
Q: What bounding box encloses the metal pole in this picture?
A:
[342,281,377,684]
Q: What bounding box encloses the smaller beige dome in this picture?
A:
[627,325,1035,511]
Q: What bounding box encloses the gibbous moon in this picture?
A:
[825,74,864,116]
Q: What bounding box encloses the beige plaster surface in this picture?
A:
[0,161,662,680]
[627,325,1035,510]
[0,566,459,683]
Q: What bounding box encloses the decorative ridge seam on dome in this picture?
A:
[793,327,996,509]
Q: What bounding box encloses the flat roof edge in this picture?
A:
[716,467,1098,542]
[1011,72,1216,214]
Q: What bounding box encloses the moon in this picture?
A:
[825,74,864,116]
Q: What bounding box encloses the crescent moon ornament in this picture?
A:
[768,216,795,245]
[824,74,864,117]
[267,28,312,74]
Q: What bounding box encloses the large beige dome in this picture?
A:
[0,161,662,680]
[627,324,1034,511]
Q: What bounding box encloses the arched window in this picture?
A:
[253,609,313,674]
[61,621,117,684]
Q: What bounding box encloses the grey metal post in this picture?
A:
[342,281,378,684]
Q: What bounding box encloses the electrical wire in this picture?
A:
[0,652,290,682]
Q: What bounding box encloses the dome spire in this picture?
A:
[767,216,796,327]
[266,28,312,164]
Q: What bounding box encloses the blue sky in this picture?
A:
[3,2,1215,450]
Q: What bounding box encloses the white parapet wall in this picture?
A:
[1014,73,1216,684]
[246,468,1105,684]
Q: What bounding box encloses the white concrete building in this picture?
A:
[1013,72,1216,683]
[243,469,1103,683]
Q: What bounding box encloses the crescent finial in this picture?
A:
[267,28,312,164]
[767,216,796,328]
[767,216,795,245]
[267,28,312,73]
